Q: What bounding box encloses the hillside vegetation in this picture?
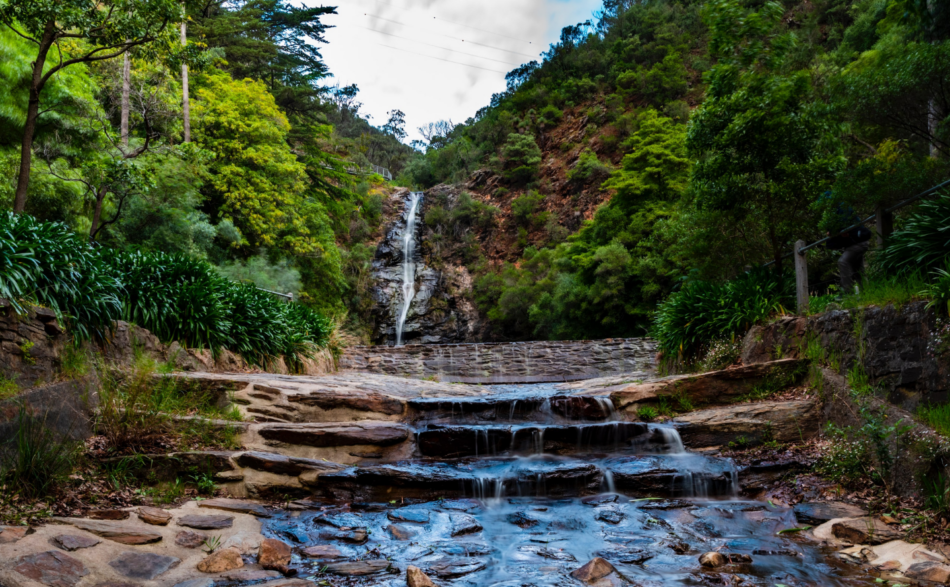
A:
[403,0,950,347]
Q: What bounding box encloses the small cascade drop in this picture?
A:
[395,191,422,346]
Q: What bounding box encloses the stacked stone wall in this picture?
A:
[339,338,657,383]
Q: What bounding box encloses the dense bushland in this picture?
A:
[0,212,331,367]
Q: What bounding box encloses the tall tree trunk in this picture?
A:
[121,51,131,147]
[181,20,190,142]
[89,186,107,240]
[13,21,57,213]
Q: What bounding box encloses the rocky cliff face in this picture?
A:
[370,190,481,345]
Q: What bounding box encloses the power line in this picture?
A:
[373,43,508,73]
[352,25,522,66]
[364,14,539,59]
[354,0,541,45]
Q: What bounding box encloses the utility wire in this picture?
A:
[373,42,508,73]
[352,24,522,66]
[364,14,539,59]
[355,0,540,45]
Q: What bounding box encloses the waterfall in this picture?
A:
[395,191,423,346]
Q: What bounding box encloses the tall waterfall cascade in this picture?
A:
[395,191,422,345]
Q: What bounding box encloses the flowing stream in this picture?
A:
[395,191,422,346]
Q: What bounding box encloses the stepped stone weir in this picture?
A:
[135,357,879,585]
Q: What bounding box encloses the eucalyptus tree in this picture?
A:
[0,0,182,212]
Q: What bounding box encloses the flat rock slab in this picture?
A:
[15,551,89,587]
[52,518,162,545]
[428,557,488,578]
[51,535,101,551]
[674,400,820,448]
[257,422,410,447]
[196,547,244,573]
[86,510,130,521]
[832,517,902,545]
[387,508,430,524]
[324,560,390,575]
[302,545,344,559]
[387,524,416,540]
[440,499,480,512]
[220,570,282,581]
[318,528,367,544]
[450,514,482,537]
[794,502,866,526]
[175,530,207,548]
[198,498,271,518]
[316,513,363,529]
[137,506,172,526]
[178,514,234,530]
[173,579,214,587]
[596,510,624,524]
[0,526,31,544]
[108,552,181,580]
[236,451,344,476]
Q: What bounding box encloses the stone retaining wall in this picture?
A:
[339,338,657,383]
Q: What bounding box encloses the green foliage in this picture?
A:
[637,406,659,422]
[0,405,80,499]
[511,191,546,226]
[501,133,542,185]
[539,105,563,126]
[918,403,950,438]
[877,193,950,275]
[0,376,18,401]
[566,148,612,185]
[653,268,792,358]
[924,264,950,317]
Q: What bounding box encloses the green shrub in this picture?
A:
[502,133,542,185]
[637,406,658,422]
[0,212,122,342]
[0,405,80,499]
[877,193,950,275]
[511,191,546,226]
[924,263,950,317]
[566,148,612,185]
[653,268,792,358]
[539,104,563,126]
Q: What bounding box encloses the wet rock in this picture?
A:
[639,499,696,510]
[905,561,950,583]
[670,542,690,554]
[570,557,617,582]
[507,511,539,528]
[316,512,363,528]
[175,530,206,548]
[14,551,89,587]
[302,545,344,559]
[51,535,100,551]
[432,541,493,556]
[582,494,619,506]
[0,525,30,543]
[319,527,368,543]
[258,580,317,587]
[197,547,244,573]
[407,565,436,587]
[324,560,390,575]
[173,579,214,587]
[440,499,479,512]
[87,509,130,520]
[220,570,281,582]
[596,509,624,525]
[178,514,234,529]
[387,524,416,540]
[52,518,162,545]
[550,396,615,420]
[521,546,577,561]
[792,502,866,526]
[198,498,272,518]
[832,518,902,545]
[752,549,798,556]
[607,455,736,497]
[388,508,430,524]
[450,514,482,536]
[728,554,753,563]
[417,426,513,458]
[699,552,728,568]
[108,552,181,580]
[260,538,293,574]
[428,557,488,578]
[137,506,172,525]
[258,422,410,447]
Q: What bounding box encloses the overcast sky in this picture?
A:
[318,0,603,144]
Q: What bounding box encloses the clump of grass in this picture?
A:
[0,406,80,499]
[918,403,950,437]
[847,363,873,396]
[0,377,19,401]
[841,271,928,311]
[60,343,90,380]
[637,406,659,422]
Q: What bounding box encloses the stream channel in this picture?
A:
[261,383,877,586]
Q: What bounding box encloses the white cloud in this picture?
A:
[315,0,602,143]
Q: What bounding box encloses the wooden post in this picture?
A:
[875,205,893,248]
[795,240,808,315]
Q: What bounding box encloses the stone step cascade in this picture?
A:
[163,358,815,500]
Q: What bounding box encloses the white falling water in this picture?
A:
[395,191,423,346]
